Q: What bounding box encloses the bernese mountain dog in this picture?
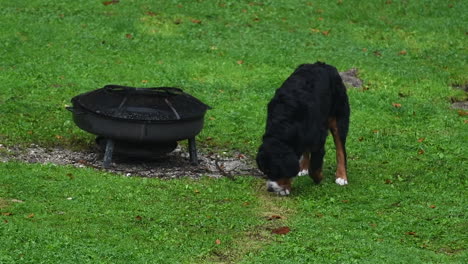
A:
[256,62,350,196]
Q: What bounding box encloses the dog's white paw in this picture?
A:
[297,170,308,176]
[335,178,348,186]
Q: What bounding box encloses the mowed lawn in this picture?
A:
[0,0,467,263]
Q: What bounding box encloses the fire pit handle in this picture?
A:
[104,85,136,93]
[104,85,184,96]
[66,106,86,115]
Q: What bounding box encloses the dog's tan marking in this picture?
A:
[310,168,323,184]
[328,117,348,184]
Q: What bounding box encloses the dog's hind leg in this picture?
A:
[298,152,310,176]
[328,117,349,185]
[309,147,325,184]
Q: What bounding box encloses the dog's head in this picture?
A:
[256,141,299,196]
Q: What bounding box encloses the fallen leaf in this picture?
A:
[342,200,350,203]
[385,179,393,184]
[237,60,244,65]
[242,202,250,206]
[457,110,468,116]
[418,149,425,155]
[406,231,417,236]
[27,213,35,218]
[398,50,407,55]
[2,212,13,216]
[464,120,468,124]
[321,30,330,36]
[372,130,380,134]
[145,11,157,16]
[191,19,202,24]
[429,205,436,209]
[103,0,119,6]
[310,28,320,33]
[141,80,148,84]
[215,239,221,245]
[125,34,133,39]
[267,215,283,221]
[392,103,402,108]
[272,226,291,235]
[135,215,142,221]
[417,138,425,143]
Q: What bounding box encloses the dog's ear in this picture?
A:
[282,153,300,177]
[256,147,266,172]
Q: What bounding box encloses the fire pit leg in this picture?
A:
[103,139,115,168]
[188,137,198,165]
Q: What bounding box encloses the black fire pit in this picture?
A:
[67,85,211,168]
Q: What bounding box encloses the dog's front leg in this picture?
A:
[298,152,310,176]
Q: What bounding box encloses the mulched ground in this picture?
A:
[0,144,262,179]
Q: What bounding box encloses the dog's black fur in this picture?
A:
[256,62,350,193]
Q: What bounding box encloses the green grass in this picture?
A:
[0,163,267,263]
[0,0,467,263]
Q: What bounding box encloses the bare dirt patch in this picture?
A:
[340,68,363,88]
[0,144,261,179]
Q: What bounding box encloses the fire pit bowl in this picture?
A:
[67,85,211,167]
